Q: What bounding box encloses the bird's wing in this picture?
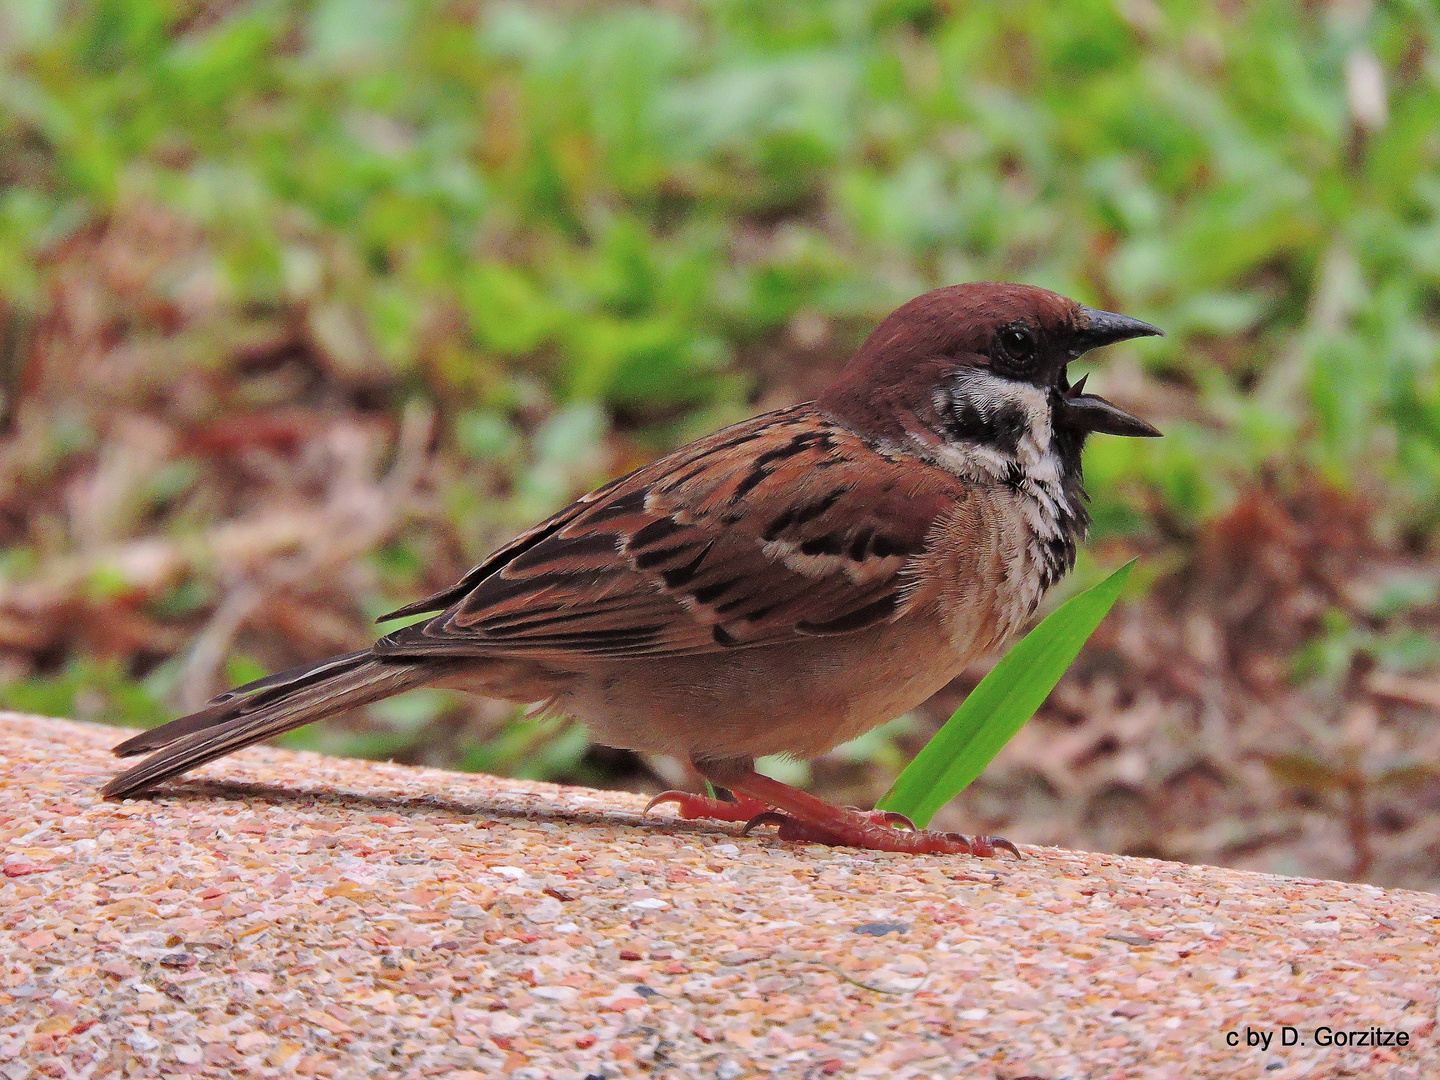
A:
[374,404,968,661]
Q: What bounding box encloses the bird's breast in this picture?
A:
[912,485,1073,660]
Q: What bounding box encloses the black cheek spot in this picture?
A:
[945,398,1026,457]
[992,407,1026,456]
[847,529,873,561]
[943,400,986,444]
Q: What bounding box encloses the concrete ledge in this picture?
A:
[2,713,1437,1079]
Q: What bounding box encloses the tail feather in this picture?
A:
[112,650,375,758]
[102,652,433,800]
[206,650,377,708]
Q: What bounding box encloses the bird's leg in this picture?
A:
[660,758,1019,858]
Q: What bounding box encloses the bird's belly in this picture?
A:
[556,615,972,762]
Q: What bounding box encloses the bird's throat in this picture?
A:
[923,370,1091,599]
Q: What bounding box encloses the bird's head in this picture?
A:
[817,282,1161,463]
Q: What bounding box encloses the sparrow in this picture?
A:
[102,282,1160,857]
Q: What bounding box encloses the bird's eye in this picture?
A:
[996,324,1037,368]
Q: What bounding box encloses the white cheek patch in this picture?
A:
[924,372,1064,490]
[941,371,1052,451]
[920,368,1083,601]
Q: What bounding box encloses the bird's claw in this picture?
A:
[644,789,686,814]
[741,811,791,836]
[871,809,919,831]
[939,832,1023,858]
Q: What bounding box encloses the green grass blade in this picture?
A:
[878,559,1136,828]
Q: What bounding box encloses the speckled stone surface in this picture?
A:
[2,713,1437,1079]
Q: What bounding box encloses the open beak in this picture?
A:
[1061,376,1162,437]
[1059,306,1163,438]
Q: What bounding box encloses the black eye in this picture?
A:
[997,324,1037,367]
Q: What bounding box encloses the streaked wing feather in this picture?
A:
[375,405,965,661]
[374,472,634,623]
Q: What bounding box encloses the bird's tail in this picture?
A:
[102,650,436,800]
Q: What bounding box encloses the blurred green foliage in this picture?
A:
[4,0,1438,512]
[1,0,1438,772]
[0,653,173,726]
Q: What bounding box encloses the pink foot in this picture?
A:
[647,789,1019,858]
[742,808,1021,858]
[645,789,773,823]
